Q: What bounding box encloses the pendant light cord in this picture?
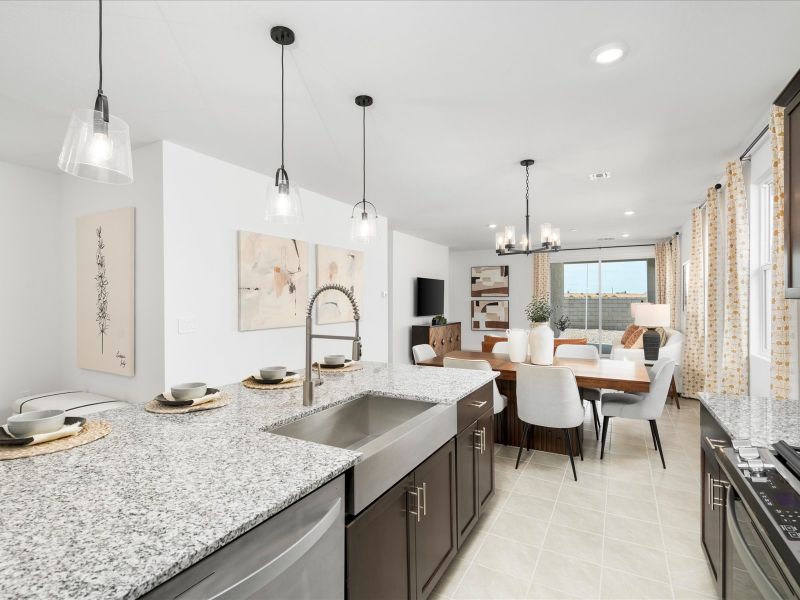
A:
[362,105,366,208]
[280,43,285,170]
[97,0,103,95]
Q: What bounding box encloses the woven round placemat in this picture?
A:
[145,393,232,414]
[0,420,111,461]
[242,376,304,390]
[314,361,364,373]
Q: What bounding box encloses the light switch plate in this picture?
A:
[178,317,198,334]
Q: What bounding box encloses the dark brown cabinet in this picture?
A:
[346,440,457,600]
[455,386,495,548]
[700,404,731,598]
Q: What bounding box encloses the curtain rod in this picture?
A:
[740,124,769,161]
[555,243,655,252]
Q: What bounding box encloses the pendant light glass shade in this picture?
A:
[265,175,303,223]
[58,108,133,184]
[351,205,378,243]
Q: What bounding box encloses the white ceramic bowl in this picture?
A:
[171,382,208,400]
[7,410,66,437]
[260,366,287,381]
[324,355,347,366]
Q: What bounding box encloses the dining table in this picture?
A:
[416,350,651,455]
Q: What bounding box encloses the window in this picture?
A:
[757,181,774,356]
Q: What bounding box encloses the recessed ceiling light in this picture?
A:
[621,233,630,238]
[588,172,611,181]
[624,210,635,216]
[591,43,627,65]
[569,228,578,232]
[488,223,497,229]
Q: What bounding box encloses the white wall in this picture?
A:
[0,161,64,421]
[59,142,166,403]
[162,142,389,385]
[390,231,449,363]
[449,250,531,351]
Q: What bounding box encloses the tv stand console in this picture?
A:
[411,322,461,361]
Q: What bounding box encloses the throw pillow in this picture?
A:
[654,327,668,347]
[619,324,638,346]
[623,326,647,349]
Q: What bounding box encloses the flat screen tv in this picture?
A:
[416,277,444,316]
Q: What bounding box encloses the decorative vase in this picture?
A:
[505,328,529,363]
[529,322,554,365]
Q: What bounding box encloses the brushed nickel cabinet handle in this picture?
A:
[421,482,427,517]
[705,437,728,450]
[469,400,487,408]
[474,430,482,452]
[408,489,421,522]
[482,427,487,453]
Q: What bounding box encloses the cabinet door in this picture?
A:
[477,411,495,510]
[346,474,415,600]
[456,423,479,547]
[701,447,722,584]
[414,440,457,600]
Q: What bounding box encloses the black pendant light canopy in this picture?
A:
[351,95,378,243]
[58,0,133,184]
[495,159,561,255]
[265,25,303,223]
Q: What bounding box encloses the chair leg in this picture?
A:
[576,426,583,460]
[589,400,599,440]
[600,416,610,460]
[651,420,666,469]
[669,377,680,409]
[516,424,529,469]
[650,422,658,450]
[564,429,577,481]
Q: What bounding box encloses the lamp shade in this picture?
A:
[58,109,133,184]
[630,302,651,318]
[634,303,670,328]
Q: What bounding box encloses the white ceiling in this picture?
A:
[1,1,799,250]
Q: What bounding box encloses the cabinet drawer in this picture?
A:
[701,405,731,453]
[457,384,492,433]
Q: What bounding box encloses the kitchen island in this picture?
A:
[0,362,494,600]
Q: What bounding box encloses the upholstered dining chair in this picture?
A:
[515,363,586,481]
[491,341,511,354]
[411,344,436,365]
[554,344,602,440]
[600,358,675,469]
[443,357,508,443]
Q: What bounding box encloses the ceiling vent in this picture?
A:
[588,172,611,181]
[597,237,615,242]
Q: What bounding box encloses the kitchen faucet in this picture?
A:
[304,283,362,406]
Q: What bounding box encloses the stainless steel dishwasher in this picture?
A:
[141,475,345,599]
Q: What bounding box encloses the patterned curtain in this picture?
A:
[654,236,680,328]
[721,161,749,395]
[682,207,707,398]
[533,253,551,302]
[668,235,680,328]
[769,106,798,399]
[705,188,721,394]
[654,242,669,304]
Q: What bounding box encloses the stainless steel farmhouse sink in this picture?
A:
[270,394,456,514]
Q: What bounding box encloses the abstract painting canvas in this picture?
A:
[76,207,135,376]
[471,300,509,330]
[238,231,309,330]
[316,245,364,324]
[471,266,509,296]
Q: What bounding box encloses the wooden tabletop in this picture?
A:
[418,350,651,393]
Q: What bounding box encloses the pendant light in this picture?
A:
[265,26,303,224]
[58,0,133,184]
[495,159,561,255]
[350,95,378,243]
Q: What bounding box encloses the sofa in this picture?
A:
[610,328,684,393]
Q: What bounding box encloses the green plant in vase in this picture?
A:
[525,297,554,365]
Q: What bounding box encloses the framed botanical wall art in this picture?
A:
[471,299,509,330]
[471,265,509,297]
[315,244,364,324]
[238,231,309,330]
[76,207,135,376]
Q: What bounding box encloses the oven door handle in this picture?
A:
[726,487,783,600]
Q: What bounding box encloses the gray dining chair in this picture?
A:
[515,363,586,481]
[554,344,602,440]
[600,358,676,468]
[411,344,436,364]
[443,357,508,443]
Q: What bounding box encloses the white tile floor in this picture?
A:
[433,397,716,600]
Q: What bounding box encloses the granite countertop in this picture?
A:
[0,362,494,600]
[700,393,800,447]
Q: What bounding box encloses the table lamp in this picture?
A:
[634,303,670,361]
